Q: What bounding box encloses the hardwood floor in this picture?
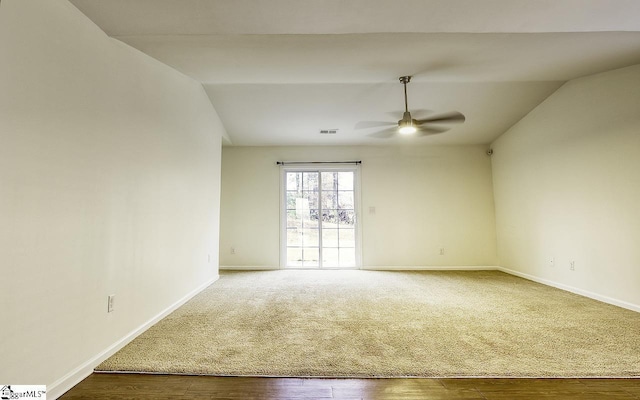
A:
[61,373,640,399]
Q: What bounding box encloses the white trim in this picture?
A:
[220,265,499,271]
[48,275,219,399]
[497,267,640,313]
[279,165,362,269]
[363,265,500,271]
[353,166,363,269]
[220,265,279,270]
[279,165,286,269]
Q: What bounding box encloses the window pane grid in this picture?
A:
[285,170,356,268]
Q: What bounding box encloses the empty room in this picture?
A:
[1,0,640,399]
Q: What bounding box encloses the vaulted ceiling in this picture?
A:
[70,0,640,146]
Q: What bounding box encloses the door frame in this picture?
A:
[279,164,362,269]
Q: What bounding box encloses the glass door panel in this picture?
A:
[322,171,356,268]
[285,171,320,268]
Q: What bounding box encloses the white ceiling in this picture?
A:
[70,0,640,146]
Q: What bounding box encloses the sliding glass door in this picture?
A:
[281,167,360,269]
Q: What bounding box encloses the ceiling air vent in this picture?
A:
[319,129,338,135]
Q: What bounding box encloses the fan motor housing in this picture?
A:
[399,111,414,125]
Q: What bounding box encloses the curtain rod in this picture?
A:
[276,161,361,165]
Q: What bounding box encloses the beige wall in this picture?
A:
[220,145,497,268]
[491,64,640,309]
[0,0,224,390]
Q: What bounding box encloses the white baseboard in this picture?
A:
[363,265,499,271]
[220,265,279,270]
[221,265,500,271]
[48,275,219,399]
[497,267,640,313]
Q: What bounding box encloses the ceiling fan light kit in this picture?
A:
[398,124,417,135]
[398,111,417,134]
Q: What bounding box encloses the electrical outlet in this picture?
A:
[439,247,445,256]
[231,247,236,255]
[107,295,115,313]
[570,260,575,271]
[549,257,555,267]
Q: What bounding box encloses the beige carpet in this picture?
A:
[96,270,640,377]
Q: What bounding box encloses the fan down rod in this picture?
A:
[400,76,411,113]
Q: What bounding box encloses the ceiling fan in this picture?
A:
[356,76,465,138]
